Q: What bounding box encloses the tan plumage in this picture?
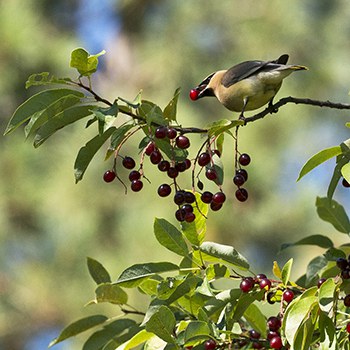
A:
[194,54,307,118]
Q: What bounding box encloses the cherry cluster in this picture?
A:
[233,153,251,202]
[336,257,350,311]
[102,123,238,222]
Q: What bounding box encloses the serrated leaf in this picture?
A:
[318,278,336,313]
[154,218,189,256]
[91,283,128,305]
[87,257,111,284]
[70,48,105,77]
[316,197,350,233]
[33,105,95,147]
[145,306,175,343]
[184,321,211,344]
[49,315,108,347]
[199,242,249,270]
[280,234,334,251]
[74,127,116,183]
[116,262,179,287]
[297,146,342,181]
[82,319,137,350]
[25,94,83,138]
[163,87,181,121]
[4,88,84,135]
[181,192,208,246]
[281,258,293,286]
[25,72,73,89]
[341,162,350,183]
[243,303,267,336]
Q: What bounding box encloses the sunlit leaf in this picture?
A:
[206,119,243,137]
[243,303,267,336]
[33,105,95,147]
[297,146,342,181]
[70,48,105,77]
[306,255,328,286]
[4,88,84,135]
[154,218,189,256]
[281,258,293,286]
[163,87,181,121]
[116,329,154,350]
[74,127,116,183]
[316,197,350,233]
[87,257,111,284]
[145,306,176,343]
[184,321,211,344]
[272,261,282,279]
[341,162,350,183]
[25,72,73,89]
[49,315,108,347]
[116,262,179,287]
[199,241,249,270]
[318,278,336,313]
[280,235,334,251]
[92,283,128,305]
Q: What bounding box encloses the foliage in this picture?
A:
[5,48,350,350]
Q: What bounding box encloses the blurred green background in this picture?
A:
[1,0,350,349]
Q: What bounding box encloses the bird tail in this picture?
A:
[289,65,308,71]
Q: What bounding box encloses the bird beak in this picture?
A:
[195,72,216,99]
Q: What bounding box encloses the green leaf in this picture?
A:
[70,48,105,77]
[91,283,128,305]
[215,133,225,156]
[283,295,318,348]
[204,289,241,318]
[4,88,84,135]
[33,105,95,147]
[199,242,249,270]
[25,72,73,89]
[327,157,348,201]
[184,321,211,344]
[154,137,189,162]
[87,257,111,284]
[316,197,350,233]
[341,162,350,183]
[117,329,154,350]
[206,119,243,137]
[118,91,142,109]
[281,258,293,286]
[145,306,176,343]
[243,303,267,336]
[163,87,181,121]
[306,255,328,286]
[318,278,336,313]
[181,192,208,246]
[74,127,116,183]
[82,319,137,350]
[154,218,189,256]
[280,234,334,251]
[116,262,179,287]
[297,146,342,181]
[138,100,165,126]
[205,264,230,281]
[49,315,108,347]
[319,311,336,346]
[232,290,265,320]
[24,94,83,138]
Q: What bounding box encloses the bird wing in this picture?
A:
[221,54,290,88]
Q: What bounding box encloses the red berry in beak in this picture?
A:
[189,88,199,101]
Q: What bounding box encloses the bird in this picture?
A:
[190,54,307,119]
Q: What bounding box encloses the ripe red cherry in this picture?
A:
[267,316,281,331]
[122,156,136,169]
[129,170,141,181]
[150,150,162,164]
[236,168,248,181]
[201,191,213,204]
[184,191,196,203]
[239,153,251,166]
[155,126,168,139]
[131,179,143,192]
[344,294,350,307]
[259,278,272,290]
[235,188,248,202]
[167,127,177,139]
[175,208,186,222]
[198,152,211,166]
[103,170,116,183]
[145,142,155,155]
[283,289,294,303]
[249,329,261,339]
[212,192,226,204]
[158,160,170,172]
[176,135,190,149]
[240,278,254,293]
[317,278,326,288]
[210,202,223,211]
[204,339,216,350]
[233,174,245,187]
[205,168,217,181]
[158,184,171,197]
[346,322,350,333]
[173,191,185,205]
[167,167,179,179]
[185,212,196,223]
[270,336,283,349]
[267,331,280,340]
[336,257,348,270]
[189,89,200,101]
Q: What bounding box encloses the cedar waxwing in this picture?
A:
[190,54,307,118]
